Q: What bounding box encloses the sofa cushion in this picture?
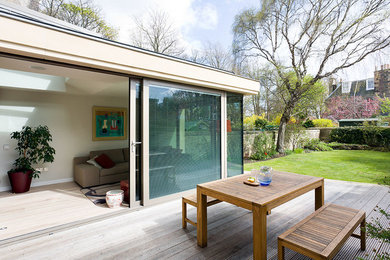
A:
[100,162,129,177]
[86,156,102,169]
[95,154,115,169]
[90,149,125,164]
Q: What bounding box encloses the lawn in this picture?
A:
[244,150,390,185]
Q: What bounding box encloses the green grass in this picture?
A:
[244,150,390,185]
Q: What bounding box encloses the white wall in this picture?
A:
[0,88,128,191]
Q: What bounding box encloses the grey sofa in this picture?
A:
[73,148,129,188]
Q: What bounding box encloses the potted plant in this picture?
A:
[8,125,56,193]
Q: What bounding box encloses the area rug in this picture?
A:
[81,183,129,207]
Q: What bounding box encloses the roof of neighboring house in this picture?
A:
[0,1,259,94]
[327,79,375,99]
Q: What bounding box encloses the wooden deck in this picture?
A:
[0,179,389,259]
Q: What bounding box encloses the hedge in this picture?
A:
[329,127,390,148]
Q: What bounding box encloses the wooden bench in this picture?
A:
[278,203,366,260]
[182,194,221,228]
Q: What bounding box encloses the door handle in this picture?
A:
[131,141,142,152]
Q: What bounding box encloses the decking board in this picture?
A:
[0,179,388,260]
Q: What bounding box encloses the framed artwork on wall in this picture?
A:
[92,106,127,141]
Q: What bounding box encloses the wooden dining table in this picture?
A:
[196,171,324,260]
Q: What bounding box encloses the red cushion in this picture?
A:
[94,153,115,169]
[120,180,129,203]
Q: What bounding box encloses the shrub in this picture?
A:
[244,114,265,130]
[272,114,296,125]
[379,116,390,126]
[312,119,335,127]
[254,118,269,129]
[250,132,277,160]
[304,139,333,151]
[302,119,314,128]
[330,126,390,148]
[294,148,305,154]
[328,142,371,150]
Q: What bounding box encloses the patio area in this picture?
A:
[0,179,388,259]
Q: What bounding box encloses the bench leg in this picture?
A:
[182,199,187,229]
[278,240,284,260]
[361,217,366,250]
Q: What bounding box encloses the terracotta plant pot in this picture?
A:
[8,170,33,193]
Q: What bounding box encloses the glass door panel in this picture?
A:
[148,84,221,199]
[129,79,142,206]
[227,93,243,177]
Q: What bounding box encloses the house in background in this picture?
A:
[328,64,390,99]
[0,1,258,208]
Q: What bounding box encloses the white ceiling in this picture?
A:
[0,56,129,97]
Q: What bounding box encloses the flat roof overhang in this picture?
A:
[0,13,259,95]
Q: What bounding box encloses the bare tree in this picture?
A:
[130,9,184,56]
[201,42,233,71]
[39,0,64,16]
[37,0,118,40]
[182,49,206,64]
[233,0,390,152]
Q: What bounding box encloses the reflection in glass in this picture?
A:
[149,85,221,199]
[227,93,243,177]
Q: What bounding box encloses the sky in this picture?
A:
[93,0,259,53]
[92,0,388,82]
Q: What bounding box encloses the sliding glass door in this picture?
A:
[148,84,221,199]
[227,93,243,177]
[129,79,142,206]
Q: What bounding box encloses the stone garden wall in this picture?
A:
[244,129,321,158]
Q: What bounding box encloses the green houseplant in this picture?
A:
[8,125,56,193]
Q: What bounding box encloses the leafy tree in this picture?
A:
[378,95,390,115]
[324,96,381,120]
[280,72,328,120]
[233,0,390,152]
[130,9,184,56]
[38,0,118,40]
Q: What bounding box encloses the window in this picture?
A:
[366,78,374,90]
[342,81,351,93]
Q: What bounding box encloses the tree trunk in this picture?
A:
[276,115,288,153]
[276,101,295,153]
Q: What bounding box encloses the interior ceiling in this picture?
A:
[0,56,129,97]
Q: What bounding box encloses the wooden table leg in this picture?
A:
[253,204,267,260]
[182,199,187,229]
[315,180,324,210]
[278,240,285,260]
[197,186,207,247]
